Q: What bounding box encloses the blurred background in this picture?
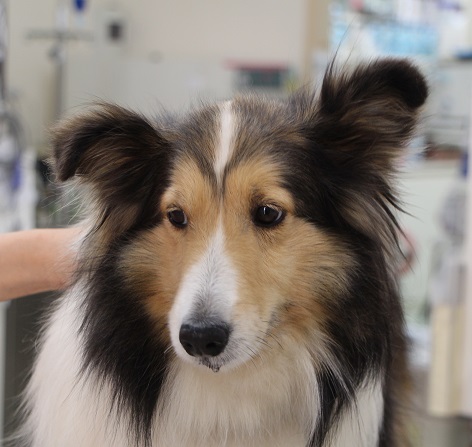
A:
[0,0,471,445]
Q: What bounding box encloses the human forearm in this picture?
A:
[0,228,79,301]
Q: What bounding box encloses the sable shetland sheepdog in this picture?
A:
[23,59,427,447]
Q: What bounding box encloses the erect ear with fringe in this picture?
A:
[294,59,428,246]
[315,58,428,173]
[52,103,171,234]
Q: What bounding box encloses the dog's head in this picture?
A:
[54,59,427,378]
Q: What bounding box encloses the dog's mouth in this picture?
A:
[188,336,265,373]
[198,357,223,373]
[184,341,249,373]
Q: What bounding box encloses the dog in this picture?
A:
[22,59,427,447]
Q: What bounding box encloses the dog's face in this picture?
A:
[118,100,357,373]
[53,60,427,376]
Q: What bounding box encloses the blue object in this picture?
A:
[11,154,21,192]
[74,0,86,12]
[461,151,468,178]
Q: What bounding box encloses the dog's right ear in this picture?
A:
[52,103,171,232]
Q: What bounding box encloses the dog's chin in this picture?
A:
[176,349,251,374]
[197,356,225,373]
[171,354,227,373]
[178,352,239,373]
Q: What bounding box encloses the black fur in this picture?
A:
[79,239,172,446]
[52,104,173,234]
[285,59,426,446]
[53,105,176,445]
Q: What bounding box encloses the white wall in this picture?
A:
[7,0,57,152]
[6,0,307,151]
[122,0,306,65]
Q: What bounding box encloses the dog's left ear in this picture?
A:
[291,60,428,245]
[301,59,428,174]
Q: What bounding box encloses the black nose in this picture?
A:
[179,322,230,357]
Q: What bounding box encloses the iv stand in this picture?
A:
[27,28,92,120]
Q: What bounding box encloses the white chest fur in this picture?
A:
[153,350,319,447]
[24,291,383,447]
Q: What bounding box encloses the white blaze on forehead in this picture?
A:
[169,220,238,357]
[214,101,235,182]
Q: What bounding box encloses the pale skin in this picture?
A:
[0,228,79,301]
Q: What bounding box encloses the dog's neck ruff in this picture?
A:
[26,284,384,447]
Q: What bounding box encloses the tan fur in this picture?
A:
[222,158,354,344]
[121,155,219,343]
[122,152,354,356]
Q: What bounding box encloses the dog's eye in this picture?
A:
[253,206,284,228]
[168,209,188,228]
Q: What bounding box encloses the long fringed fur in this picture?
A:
[22,58,427,447]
